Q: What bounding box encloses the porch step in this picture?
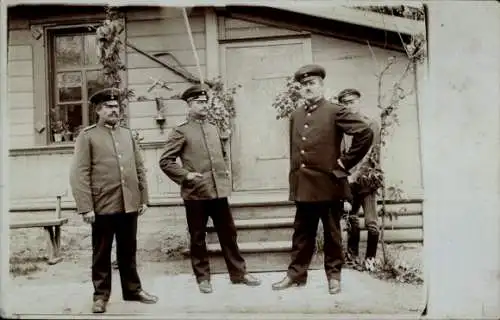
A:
[228,200,422,220]
[181,241,324,273]
[206,215,423,244]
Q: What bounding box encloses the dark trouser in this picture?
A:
[287,201,344,282]
[91,213,142,302]
[184,198,246,282]
[348,183,379,259]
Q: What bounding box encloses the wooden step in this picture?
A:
[206,215,423,244]
[206,251,324,274]
[228,201,422,220]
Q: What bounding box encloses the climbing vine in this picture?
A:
[96,6,135,126]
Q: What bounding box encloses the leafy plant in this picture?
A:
[205,77,241,137]
[272,77,304,120]
[96,6,135,125]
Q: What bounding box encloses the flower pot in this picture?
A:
[53,133,63,142]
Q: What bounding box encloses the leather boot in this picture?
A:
[365,231,379,259]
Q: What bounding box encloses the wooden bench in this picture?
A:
[10,196,68,265]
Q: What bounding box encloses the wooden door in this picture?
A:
[221,38,312,191]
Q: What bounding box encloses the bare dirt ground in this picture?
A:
[7,212,425,316]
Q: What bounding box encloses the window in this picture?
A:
[47,26,112,143]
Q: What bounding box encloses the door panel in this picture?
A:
[222,38,312,191]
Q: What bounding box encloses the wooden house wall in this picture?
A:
[7,7,423,208]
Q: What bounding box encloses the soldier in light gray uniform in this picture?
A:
[70,88,158,313]
[159,84,261,294]
[338,88,382,272]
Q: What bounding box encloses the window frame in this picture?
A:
[37,18,127,146]
[46,24,102,144]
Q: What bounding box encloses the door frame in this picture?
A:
[219,36,313,191]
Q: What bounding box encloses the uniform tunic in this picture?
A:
[288,98,374,202]
[70,123,149,215]
[159,119,231,200]
[159,118,246,281]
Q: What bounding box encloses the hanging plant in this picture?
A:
[205,77,240,138]
[96,6,135,125]
[271,76,303,119]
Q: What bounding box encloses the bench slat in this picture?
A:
[10,218,69,229]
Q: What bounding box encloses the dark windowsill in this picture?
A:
[9,140,167,157]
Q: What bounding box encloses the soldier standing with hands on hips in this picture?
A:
[338,88,382,272]
[271,65,374,295]
[70,88,158,313]
[159,84,261,294]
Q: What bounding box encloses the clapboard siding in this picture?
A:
[8,45,33,61]
[128,66,207,85]
[8,25,35,148]
[125,7,205,21]
[125,9,207,148]
[8,76,34,92]
[311,34,423,198]
[127,49,207,69]
[222,17,305,40]
[126,17,205,37]
[126,33,206,52]
[128,100,188,118]
[128,83,193,102]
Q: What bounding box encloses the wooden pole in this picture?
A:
[182,7,205,86]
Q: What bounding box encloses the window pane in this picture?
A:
[87,70,111,98]
[55,35,83,69]
[50,104,82,143]
[57,72,82,102]
[84,34,99,66]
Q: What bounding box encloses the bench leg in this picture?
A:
[44,226,63,265]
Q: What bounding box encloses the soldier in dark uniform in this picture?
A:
[159,84,261,294]
[338,88,382,272]
[69,88,158,313]
[271,65,374,294]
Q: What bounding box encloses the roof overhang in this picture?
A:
[270,5,425,36]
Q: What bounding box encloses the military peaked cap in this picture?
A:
[89,87,122,105]
[181,84,210,102]
[294,64,326,82]
[337,88,361,103]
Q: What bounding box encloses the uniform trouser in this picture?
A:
[91,213,142,302]
[348,187,379,258]
[287,201,344,282]
[350,191,379,234]
[183,198,246,283]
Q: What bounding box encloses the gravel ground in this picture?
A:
[7,212,425,316]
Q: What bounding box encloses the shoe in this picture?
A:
[92,299,107,313]
[231,273,261,286]
[198,280,213,294]
[271,276,306,291]
[123,290,158,304]
[328,279,341,295]
[364,257,376,272]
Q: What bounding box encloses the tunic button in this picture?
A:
[121,179,125,183]
[120,166,124,171]
[301,163,306,168]
[118,154,122,158]
[302,136,306,141]
[300,150,305,154]
[304,124,309,128]
[307,113,311,116]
